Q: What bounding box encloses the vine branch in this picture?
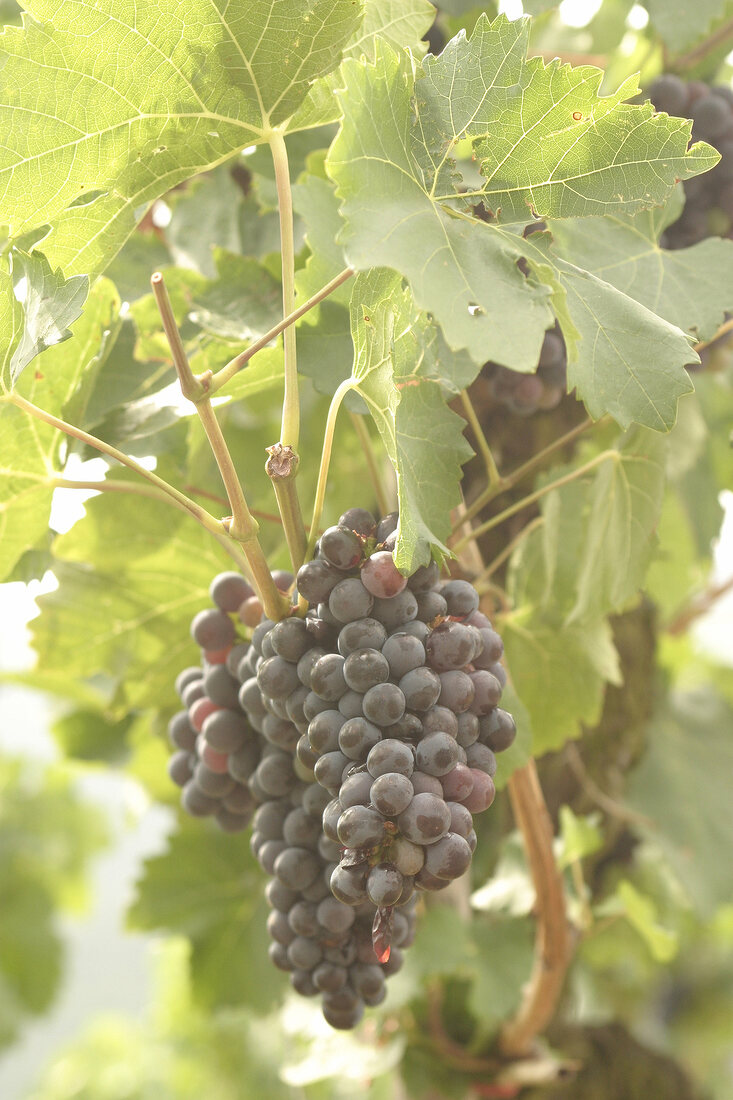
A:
[452,450,614,551]
[499,759,573,1057]
[207,266,354,393]
[670,15,733,72]
[151,273,289,620]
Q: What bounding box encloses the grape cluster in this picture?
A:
[479,325,568,416]
[166,509,515,1029]
[648,75,733,248]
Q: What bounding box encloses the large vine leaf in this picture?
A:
[327,35,555,370]
[501,612,620,755]
[7,250,88,386]
[0,755,106,1051]
[549,194,733,343]
[326,17,708,428]
[346,270,474,572]
[626,690,733,916]
[500,428,664,754]
[128,820,279,1011]
[0,0,365,275]
[0,273,119,581]
[32,484,229,710]
[570,427,667,621]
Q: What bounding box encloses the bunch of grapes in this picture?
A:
[647,75,733,248]
[166,509,515,1029]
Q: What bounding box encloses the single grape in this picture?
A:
[407,561,440,593]
[343,648,390,692]
[381,633,426,678]
[361,551,408,598]
[190,608,235,650]
[257,656,301,700]
[317,895,356,934]
[398,666,441,711]
[329,578,374,623]
[168,710,197,751]
[370,771,414,816]
[479,708,517,752]
[371,590,418,630]
[314,750,351,792]
[194,762,235,798]
[465,742,497,775]
[320,525,363,570]
[337,805,386,848]
[367,738,414,778]
[397,792,451,844]
[307,710,344,754]
[296,559,343,604]
[415,732,460,776]
[367,863,404,906]
[337,617,388,656]
[438,670,475,712]
[461,770,496,813]
[209,572,254,612]
[362,682,406,726]
[423,832,472,880]
[273,847,321,890]
[338,717,382,761]
[339,769,374,808]
[422,705,459,738]
[411,770,443,796]
[440,763,475,801]
[202,708,248,753]
[389,835,425,875]
[426,621,477,672]
[168,750,194,787]
[338,690,364,719]
[310,653,348,701]
[439,580,479,618]
[338,507,376,536]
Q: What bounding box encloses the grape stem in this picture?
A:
[206,266,354,393]
[270,129,298,450]
[458,415,597,531]
[670,14,733,71]
[5,393,256,576]
[499,759,573,1057]
[349,410,390,517]
[298,378,354,612]
[665,573,733,635]
[459,389,502,490]
[151,273,290,620]
[473,516,544,592]
[452,450,614,553]
[693,316,733,353]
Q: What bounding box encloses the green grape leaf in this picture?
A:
[290,0,435,131]
[326,20,707,429]
[501,611,620,755]
[626,690,733,916]
[0,0,365,275]
[557,806,604,869]
[0,273,120,581]
[0,756,106,1049]
[549,207,733,343]
[546,249,696,430]
[347,269,474,571]
[645,0,733,53]
[327,37,555,369]
[188,249,283,342]
[32,484,230,710]
[600,880,679,962]
[6,250,88,386]
[570,427,667,621]
[129,821,280,1011]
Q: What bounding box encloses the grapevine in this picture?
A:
[2,2,733,1097]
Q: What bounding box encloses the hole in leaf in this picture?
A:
[467,302,485,317]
